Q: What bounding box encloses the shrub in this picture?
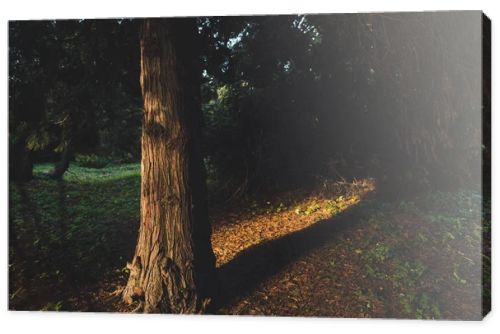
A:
[74,154,110,169]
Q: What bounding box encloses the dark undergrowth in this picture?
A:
[9,163,140,310]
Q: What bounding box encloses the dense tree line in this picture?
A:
[9,13,482,195]
[9,19,141,180]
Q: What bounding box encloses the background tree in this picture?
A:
[198,13,481,198]
[122,18,216,313]
[198,15,321,197]
[9,19,142,180]
[9,21,56,181]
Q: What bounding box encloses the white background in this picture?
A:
[0,1,498,333]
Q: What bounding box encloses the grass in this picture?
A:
[9,163,141,310]
[8,163,490,319]
[348,191,486,319]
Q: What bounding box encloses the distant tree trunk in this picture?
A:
[9,137,33,182]
[49,141,71,180]
[122,18,216,313]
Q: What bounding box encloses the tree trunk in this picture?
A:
[49,142,71,180]
[122,18,216,314]
[10,137,33,182]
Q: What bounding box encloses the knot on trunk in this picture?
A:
[144,120,168,140]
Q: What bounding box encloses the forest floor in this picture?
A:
[9,163,490,319]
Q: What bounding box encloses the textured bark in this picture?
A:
[123,18,216,314]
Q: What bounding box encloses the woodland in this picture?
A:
[9,12,490,319]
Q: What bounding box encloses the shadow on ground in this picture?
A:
[212,196,374,313]
[9,175,139,310]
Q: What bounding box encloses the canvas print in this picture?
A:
[8,11,491,319]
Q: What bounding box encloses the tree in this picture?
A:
[9,19,142,181]
[122,18,216,313]
[9,21,55,181]
[198,16,321,196]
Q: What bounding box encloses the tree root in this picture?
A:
[130,301,144,313]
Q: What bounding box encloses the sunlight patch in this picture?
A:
[212,178,375,267]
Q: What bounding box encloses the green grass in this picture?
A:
[33,162,140,182]
[9,163,141,310]
[8,163,490,318]
[348,191,487,319]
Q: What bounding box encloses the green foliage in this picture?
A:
[400,292,442,319]
[200,16,324,195]
[370,242,390,263]
[74,154,110,169]
[25,129,51,151]
[275,202,286,213]
[304,202,321,215]
[10,15,483,194]
[41,301,63,312]
[295,200,324,216]
[9,19,141,174]
[349,191,485,319]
